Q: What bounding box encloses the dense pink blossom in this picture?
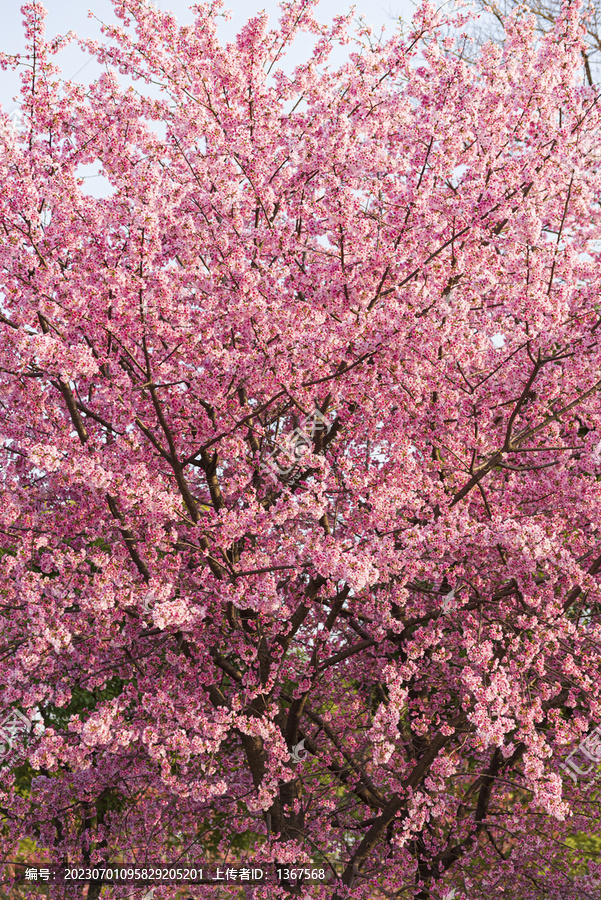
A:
[1,0,601,897]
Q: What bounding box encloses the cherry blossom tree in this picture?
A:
[466,0,601,84]
[1,0,601,897]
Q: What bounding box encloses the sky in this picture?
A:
[0,0,418,116]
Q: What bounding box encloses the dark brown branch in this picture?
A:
[105,493,150,583]
[319,638,376,671]
[332,712,467,895]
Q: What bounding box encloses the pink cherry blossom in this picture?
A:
[1,0,601,896]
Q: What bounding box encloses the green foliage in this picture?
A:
[41,678,126,732]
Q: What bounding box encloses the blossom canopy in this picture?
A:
[1,0,601,897]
